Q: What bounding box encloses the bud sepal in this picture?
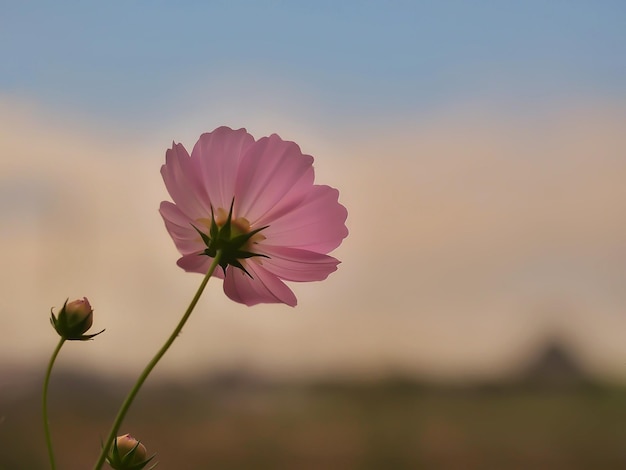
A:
[49,298,104,341]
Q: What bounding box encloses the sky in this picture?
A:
[1,1,626,383]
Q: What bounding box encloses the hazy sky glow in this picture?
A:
[2,1,625,124]
[1,2,626,383]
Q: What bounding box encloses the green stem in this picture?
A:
[43,337,66,470]
[93,251,223,470]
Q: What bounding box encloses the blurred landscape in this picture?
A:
[2,3,626,469]
[3,340,626,470]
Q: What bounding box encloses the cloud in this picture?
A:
[2,95,626,381]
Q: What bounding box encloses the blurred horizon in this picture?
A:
[4,363,626,469]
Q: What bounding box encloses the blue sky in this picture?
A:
[2,1,625,126]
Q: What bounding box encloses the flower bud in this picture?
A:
[49,297,104,340]
[107,434,157,470]
[115,434,147,463]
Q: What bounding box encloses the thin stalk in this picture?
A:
[93,251,222,470]
[43,337,66,470]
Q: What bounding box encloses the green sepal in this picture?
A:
[191,224,211,247]
[230,224,269,247]
[193,197,270,278]
[209,205,219,240]
[219,199,235,240]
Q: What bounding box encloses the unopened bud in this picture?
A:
[107,434,157,470]
[49,297,104,340]
[116,434,147,463]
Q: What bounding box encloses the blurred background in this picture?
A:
[1,1,626,468]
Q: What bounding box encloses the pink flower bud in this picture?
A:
[107,433,156,469]
[65,297,93,329]
[115,434,147,463]
[49,297,104,341]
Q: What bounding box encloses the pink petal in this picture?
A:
[223,261,297,307]
[159,200,193,228]
[235,134,315,225]
[161,142,210,219]
[257,245,340,282]
[161,202,225,279]
[159,201,203,254]
[176,253,213,274]
[190,127,255,212]
[262,185,348,254]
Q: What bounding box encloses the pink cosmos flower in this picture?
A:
[159,126,348,307]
